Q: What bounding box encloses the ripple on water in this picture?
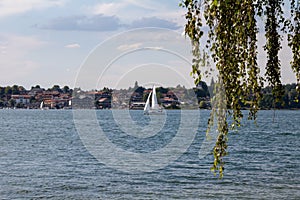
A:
[0,109,299,199]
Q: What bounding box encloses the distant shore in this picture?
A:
[1,82,299,110]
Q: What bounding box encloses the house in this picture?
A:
[28,88,43,96]
[96,97,111,109]
[11,95,31,104]
[72,95,95,109]
[129,102,145,110]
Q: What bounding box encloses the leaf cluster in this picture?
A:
[180,0,300,177]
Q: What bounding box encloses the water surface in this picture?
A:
[0,109,299,199]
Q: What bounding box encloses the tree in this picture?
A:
[4,86,12,95]
[31,85,41,90]
[12,85,20,95]
[102,87,112,93]
[0,87,4,97]
[199,100,207,109]
[51,85,62,92]
[0,100,4,107]
[62,86,70,94]
[157,87,169,94]
[135,86,145,94]
[8,99,16,108]
[180,0,300,177]
[18,86,26,92]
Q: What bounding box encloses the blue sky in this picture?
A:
[0,0,296,89]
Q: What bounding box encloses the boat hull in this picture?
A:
[144,109,164,115]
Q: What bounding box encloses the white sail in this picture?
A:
[144,85,163,115]
[40,101,43,109]
[144,91,152,112]
[151,85,159,110]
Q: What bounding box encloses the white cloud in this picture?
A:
[87,0,184,29]
[0,0,66,18]
[40,15,121,31]
[117,43,142,51]
[124,0,156,11]
[90,2,125,16]
[0,34,45,83]
[0,34,45,57]
[130,17,180,29]
[86,1,160,18]
[65,43,80,48]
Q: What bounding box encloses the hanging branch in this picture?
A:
[204,0,262,177]
[288,0,300,94]
[263,0,285,104]
[180,0,298,178]
[180,0,204,85]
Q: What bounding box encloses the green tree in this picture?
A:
[0,100,4,107]
[157,87,168,94]
[62,86,70,94]
[199,100,206,109]
[4,86,12,95]
[30,96,36,104]
[259,93,274,109]
[16,103,24,109]
[143,92,150,102]
[31,85,41,90]
[0,87,4,97]
[134,86,145,94]
[8,99,16,108]
[12,85,20,95]
[51,85,62,92]
[180,0,300,177]
[102,87,112,93]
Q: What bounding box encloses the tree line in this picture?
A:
[0,83,299,109]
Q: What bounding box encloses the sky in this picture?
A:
[0,0,296,89]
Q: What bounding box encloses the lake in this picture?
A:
[0,109,299,199]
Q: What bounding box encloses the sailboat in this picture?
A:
[144,85,163,115]
[40,101,49,110]
[40,101,44,110]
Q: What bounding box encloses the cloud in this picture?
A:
[0,0,66,18]
[117,43,143,51]
[130,17,180,29]
[39,14,121,31]
[39,15,180,32]
[0,34,45,83]
[87,1,183,22]
[90,2,126,16]
[87,1,154,17]
[65,43,80,48]
[124,0,157,11]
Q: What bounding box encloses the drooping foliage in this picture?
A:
[180,0,300,177]
[288,0,300,93]
[259,0,285,103]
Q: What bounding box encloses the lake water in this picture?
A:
[0,109,299,199]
